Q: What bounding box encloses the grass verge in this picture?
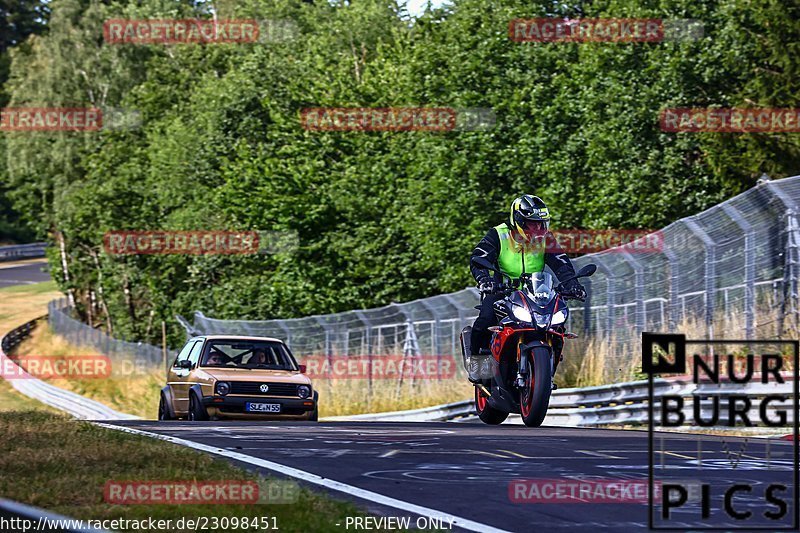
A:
[0,411,368,532]
[0,280,62,413]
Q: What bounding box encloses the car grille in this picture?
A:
[229,382,299,397]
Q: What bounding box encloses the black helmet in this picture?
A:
[509,195,551,241]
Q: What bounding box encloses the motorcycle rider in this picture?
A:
[469,195,586,357]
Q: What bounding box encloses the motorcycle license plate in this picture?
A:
[246,403,281,413]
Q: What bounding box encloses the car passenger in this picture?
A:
[252,349,268,366]
[206,351,225,366]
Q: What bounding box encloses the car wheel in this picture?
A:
[158,394,173,421]
[188,394,209,422]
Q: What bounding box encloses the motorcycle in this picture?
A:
[460,259,596,427]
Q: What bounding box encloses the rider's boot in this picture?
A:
[468,348,492,384]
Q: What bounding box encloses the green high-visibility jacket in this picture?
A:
[494,223,545,279]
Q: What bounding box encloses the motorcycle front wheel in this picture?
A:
[474,386,508,425]
[520,346,552,427]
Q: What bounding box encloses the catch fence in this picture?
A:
[190,176,800,383]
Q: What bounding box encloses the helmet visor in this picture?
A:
[521,219,548,236]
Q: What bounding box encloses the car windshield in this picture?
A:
[201,340,297,370]
[526,272,555,306]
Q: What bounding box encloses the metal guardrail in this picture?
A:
[0,242,46,262]
[0,317,41,354]
[0,317,139,420]
[341,378,794,428]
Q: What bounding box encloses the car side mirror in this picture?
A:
[177,359,193,369]
[298,364,307,373]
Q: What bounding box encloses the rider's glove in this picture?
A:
[562,279,587,301]
[479,281,497,294]
[477,276,497,294]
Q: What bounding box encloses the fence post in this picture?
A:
[275,320,292,350]
[765,180,800,338]
[593,256,615,348]
[354,310,373,396]
[721,203,755,339]
[582,278,592,334]
[161,321,168,377]
[782,209,800,337]
[620,251,645,335]
[684,218,717,340]
[661,228,682,333]
[313,316,332,378]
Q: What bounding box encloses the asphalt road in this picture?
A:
[0,260,50,286]
[108,420,798,532]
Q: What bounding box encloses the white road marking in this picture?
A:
[577,450,624,459]
[95,423,513,533]
[0,260,46,270]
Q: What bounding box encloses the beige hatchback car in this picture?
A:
[159,335,317,421]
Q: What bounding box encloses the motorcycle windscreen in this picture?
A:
[526,272,556,309]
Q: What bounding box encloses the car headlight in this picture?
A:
[551,309,568,326]
[512,305,532,323]
[297,385,311,399]
[214,382,230,396]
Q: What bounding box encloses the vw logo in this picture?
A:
[259,384,270,393]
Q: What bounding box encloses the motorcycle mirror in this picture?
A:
[577,264,597,278]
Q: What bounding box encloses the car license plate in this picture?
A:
[246,403,281,413]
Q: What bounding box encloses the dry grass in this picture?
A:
[0,280,63,412]
[15,326,472,419]
[0,411,366,532]
[14,325,162,419]
[10,281,795,418]
[316,378,472,418]
[0,279,60,332]
[557,292,798,387]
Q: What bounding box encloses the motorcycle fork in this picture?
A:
[515,337,528,388]
[516,336,554,387]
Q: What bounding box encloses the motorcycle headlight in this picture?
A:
[215,381,230,396]
[512,305,532,324]
[297,385,311,399]
[551,309,568,326]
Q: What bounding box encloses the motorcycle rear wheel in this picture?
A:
[475,386,508,425]
[520,346,552,427]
